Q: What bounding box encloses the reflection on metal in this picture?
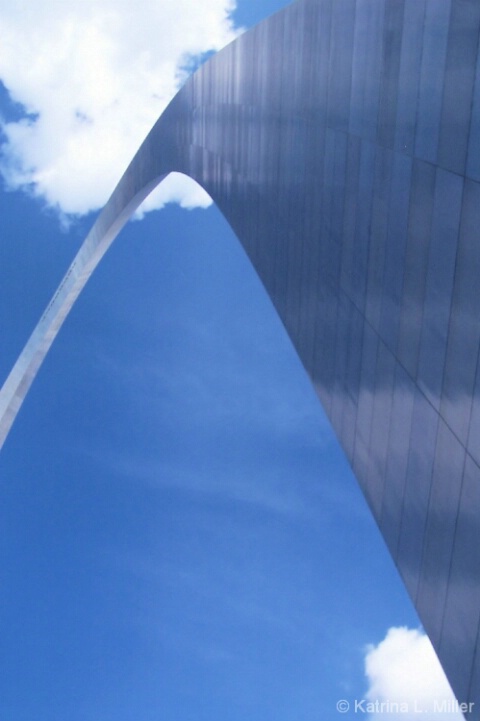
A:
[1,0,480,711]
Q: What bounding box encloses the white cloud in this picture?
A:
[363,627,465,721]
[133,172,212,219]
[0,0,240,218]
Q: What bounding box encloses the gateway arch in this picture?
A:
[1,0,480,712]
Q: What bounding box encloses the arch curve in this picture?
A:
[2,0,480,711]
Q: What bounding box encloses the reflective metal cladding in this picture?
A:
[1,0,480,711]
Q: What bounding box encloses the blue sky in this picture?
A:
[0,1,461,720]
